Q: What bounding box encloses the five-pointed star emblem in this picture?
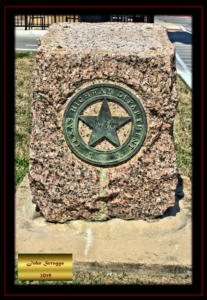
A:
[79,98,131,147]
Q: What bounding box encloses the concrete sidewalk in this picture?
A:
[15,174,192,283]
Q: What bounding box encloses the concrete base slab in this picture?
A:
[15,174,192,282]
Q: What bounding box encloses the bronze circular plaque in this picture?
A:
[62,84,147,166]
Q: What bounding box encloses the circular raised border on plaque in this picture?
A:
[62,83,147,167]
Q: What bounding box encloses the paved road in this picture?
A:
[15,30,45,51]
[154,15,192,32]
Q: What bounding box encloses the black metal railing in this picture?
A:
[110,15,154,22]
[15,15,154,30]
[15,15,26,27]
[15,15,79,30]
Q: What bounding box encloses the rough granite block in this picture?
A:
[29,22,179,222]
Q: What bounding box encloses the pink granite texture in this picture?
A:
[29,23,179,222]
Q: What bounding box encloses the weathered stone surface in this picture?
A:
[29,23,179,222]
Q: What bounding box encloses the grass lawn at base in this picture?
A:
[15,52,192,285]
[15,52,36,189]
[14,265,191,285]
[174,76,192,181]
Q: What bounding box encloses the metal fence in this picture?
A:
[15,15,154,30]
[15,15,79,30]
[110,15,153,23]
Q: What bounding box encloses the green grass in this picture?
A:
[14,264,146,285]
[15,157,29,187]
[15,52,32,59]
[15,52,36,188]
[174,75,192,181]
[14,264,191,285]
